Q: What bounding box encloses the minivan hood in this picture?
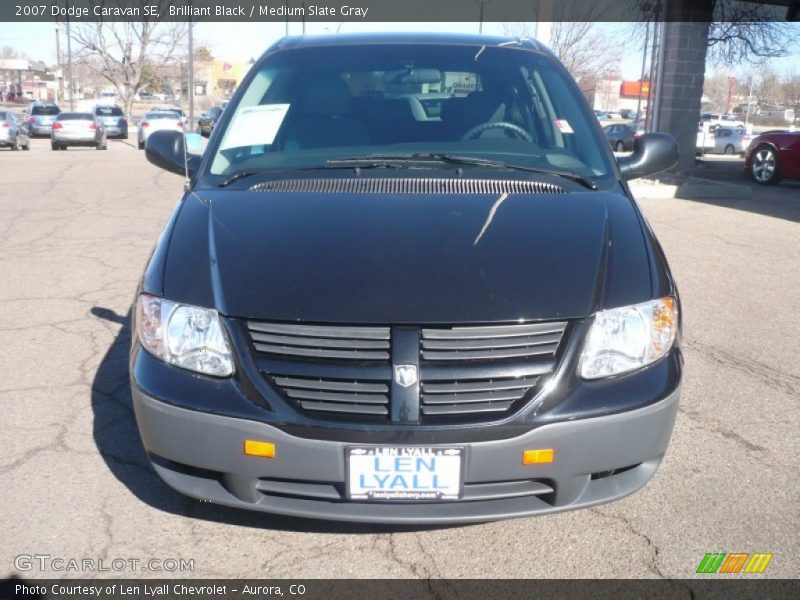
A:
[162,189,653,324]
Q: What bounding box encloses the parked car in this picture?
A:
[134,33,681,524]
[594,109,610,121]
[603,123,644,152]
[51,112,107,150]
[619,108,636,120]
[151,105,187,126]
[198,106,224,137]
[745,131,800,185]
[0,110,31,150]
[696,124,716,156]
[27,103,60,136]
[137,111,183,150]
[711,127,751,156]
[93,105,128,139]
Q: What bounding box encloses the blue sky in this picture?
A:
[1,20,798,79]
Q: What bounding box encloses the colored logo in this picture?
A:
[696,552,773,574]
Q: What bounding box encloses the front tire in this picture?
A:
[750,145,781,185]
[138,139,144,150]
[724,144,735,155]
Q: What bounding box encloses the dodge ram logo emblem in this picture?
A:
[394,365,418,388]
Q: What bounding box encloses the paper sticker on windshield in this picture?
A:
[554,119,574,134]
[220,104,290,150]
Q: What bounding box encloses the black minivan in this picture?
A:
[132,34,681,523]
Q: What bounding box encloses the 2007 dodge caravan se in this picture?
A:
[132,33,682,524]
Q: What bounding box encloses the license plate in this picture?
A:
[42,118,52,124]
[347,446,463,501]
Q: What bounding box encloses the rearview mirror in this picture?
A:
[145,130,201,178]
[617,133,678,180]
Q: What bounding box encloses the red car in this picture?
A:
[745,130,800,185]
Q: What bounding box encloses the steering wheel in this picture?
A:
[461,121,533,142]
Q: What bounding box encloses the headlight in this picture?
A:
[579,297,678,380]
[135,294,234,377]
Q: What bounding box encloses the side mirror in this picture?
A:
[145,130,201,178]
[617,133,678,180]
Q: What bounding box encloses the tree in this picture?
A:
[68,2,187,120]
[705,1,799,66]
[500,20,622,85]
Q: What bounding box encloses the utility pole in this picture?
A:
[188,20,194,131]
[636,20,651,121]
[745,67,756,128]
[55,22,64,103]
[66,4,74,110]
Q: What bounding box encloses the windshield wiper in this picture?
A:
[327,153,598,190]
[221,154,598,190]
[416,153,598,190]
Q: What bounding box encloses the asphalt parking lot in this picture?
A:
[1,137,798,579]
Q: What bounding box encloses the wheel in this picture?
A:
[138,139,144,150]
[10,136,19,151]
[615,141,625,152]
[750,145,781,185]
[724,144,734,155]
[51,142,58,151]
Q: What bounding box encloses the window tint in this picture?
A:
[58,113,94,121]
[209,44,612,180]
[96,106,123,116]
[144,112,180,120]
[32,105,60,116]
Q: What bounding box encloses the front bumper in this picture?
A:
[132,384,680,524]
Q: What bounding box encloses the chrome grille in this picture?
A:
[421,322,567,362]
[419,322,567,418]
[247,320,568,422]
[247,321,390,361]
[247,321,391,417]
[274,375,389,415]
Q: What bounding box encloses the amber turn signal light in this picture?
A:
[244,440,276,458]
[523,449,554,464]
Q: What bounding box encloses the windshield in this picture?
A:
[145,112,180,120]
[96,106,123,116]
[58,113,94,121]
[32,106,59,116]
[208,44,612,181]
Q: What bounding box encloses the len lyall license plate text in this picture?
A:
[347,446,463,501]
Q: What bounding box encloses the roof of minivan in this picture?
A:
[266,32,548,55]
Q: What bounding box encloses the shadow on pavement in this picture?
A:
[672,159,800,224]
[90,307,456,534]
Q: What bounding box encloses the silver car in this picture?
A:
[0,111,30,150]
[51,112,107,150]
[712,127,752,156]
[137,111,184,150]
